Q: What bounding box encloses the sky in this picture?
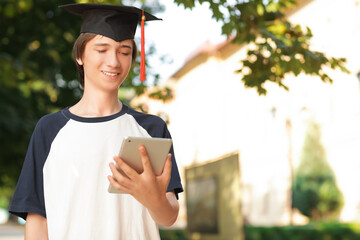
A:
[137,0,226,84]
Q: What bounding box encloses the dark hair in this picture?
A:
[72,33,138,87]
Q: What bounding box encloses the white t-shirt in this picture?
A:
[9,104,183,240]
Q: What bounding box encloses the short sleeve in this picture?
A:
[9,122,48,220]
[9,111,69,220]
[163,125,183,199]
[125,106,184,199]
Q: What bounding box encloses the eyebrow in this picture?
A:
[93,43,132,49]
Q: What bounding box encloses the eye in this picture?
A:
[96,49,106,53]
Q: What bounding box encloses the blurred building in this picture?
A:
[134,0,360,227]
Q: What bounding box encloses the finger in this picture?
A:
[107,175,131,193]
[113,156,138,180]
[139,145,154,173]
[109,162,133,187]
[161,153,172,183]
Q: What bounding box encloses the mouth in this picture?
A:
[102,71,120,77]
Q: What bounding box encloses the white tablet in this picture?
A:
[108,136,172,194]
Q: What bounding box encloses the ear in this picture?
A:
[76,58,83,65]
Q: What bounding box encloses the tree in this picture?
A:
[0,0,165,208]
[292,121,343,221]
[173,0,349,95]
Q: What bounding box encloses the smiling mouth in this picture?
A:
[102,71,119,77]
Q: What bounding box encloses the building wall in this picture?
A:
[140,0,360,225]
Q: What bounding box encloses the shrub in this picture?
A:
[244,223,360,240]
[292,121,343,221]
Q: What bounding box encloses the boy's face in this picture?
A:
[76,34,133,92]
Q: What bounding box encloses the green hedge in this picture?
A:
[159,229,187,240]
[160,223,360,240]
[245,222,360,240]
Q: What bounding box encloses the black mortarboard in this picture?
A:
[59,3,161,81]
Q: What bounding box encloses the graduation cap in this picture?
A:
[59,3,161,82]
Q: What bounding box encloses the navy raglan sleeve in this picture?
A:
[126,106,184,199]
[162,124,183,199]
[9,120,49,220]
[9,112,68,220]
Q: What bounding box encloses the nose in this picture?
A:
[106,50,121,68]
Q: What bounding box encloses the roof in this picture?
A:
[170,0,314,80]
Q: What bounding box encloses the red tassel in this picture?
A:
[140,10,146,82]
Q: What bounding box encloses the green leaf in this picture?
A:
[257,3,264,16]
[173,0,195,9]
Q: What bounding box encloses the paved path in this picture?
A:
[0,223,24,240]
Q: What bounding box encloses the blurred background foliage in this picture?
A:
[159,222,360,240]
[244,222,360,240]
[292,121,343,221]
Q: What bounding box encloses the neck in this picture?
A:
[70,88,122,118]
